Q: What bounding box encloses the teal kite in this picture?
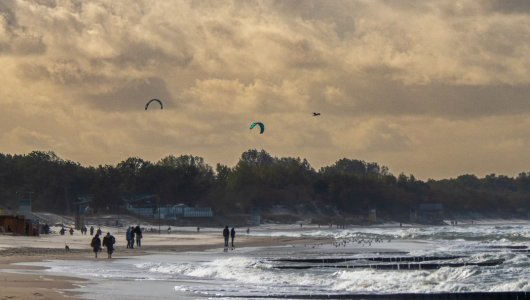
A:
[250,122,265,134]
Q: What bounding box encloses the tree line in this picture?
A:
[0,150,528,219]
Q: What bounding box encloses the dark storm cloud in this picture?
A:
[0,0,46,55]
[106,41,194,69]
[484,0,530,14]
[0,1,16,28]
[329,75,530,119]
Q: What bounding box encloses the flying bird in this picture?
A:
[312,112,321,116]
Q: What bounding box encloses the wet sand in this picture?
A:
[0,249,87,300]
[0,232,330,300]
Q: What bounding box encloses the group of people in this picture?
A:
[59,227,74,235]
[89,224,243,258]
[126,226,143,248]
[89,226,102,236]
[223,226,236,248]
[90,232,116,259]
[58,225,103,236]
[88,225,142,259]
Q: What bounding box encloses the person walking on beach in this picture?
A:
[90,226,94,235]
[223,226,230,247]
[230,227,236,248]
[129,226,135,249]
[91,234,101,258]
[60,227,66,235]
[126,227,131,248]
[69,227,74,235]
[102,232,116,259]
[96,228,102,236]
[135,225,142,247]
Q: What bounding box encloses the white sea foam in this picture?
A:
[30,223,530,299]
[250,223,530,242]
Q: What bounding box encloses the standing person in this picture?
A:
[96,227,102,236]
[102,232,116,259]
[60,227,66,235]
[91,234,101,259]
[128,227,135,249]
[125,227,131,248]
[230,227,236,248]
[223,226,230,247]
[135,225,142,247]
[69,227,74,235]
[246,228,250,235]
[90,226,94,236]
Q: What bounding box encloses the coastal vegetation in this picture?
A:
[0,150,528,219]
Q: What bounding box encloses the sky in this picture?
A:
[1,0,530,179]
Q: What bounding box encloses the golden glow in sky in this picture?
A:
[2,0,530,179]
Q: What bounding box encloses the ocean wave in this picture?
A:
[250,224,530,242]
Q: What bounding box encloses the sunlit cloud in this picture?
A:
[1,0,530,179]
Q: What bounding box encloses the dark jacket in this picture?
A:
[230,228,235,238]
[102,235,115,250]
[135,226,143,239]
[91,235,101,252]
[223,227,229,238]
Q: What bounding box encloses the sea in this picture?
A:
[20,221,530,299]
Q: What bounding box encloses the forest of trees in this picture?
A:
[0,150,528,219]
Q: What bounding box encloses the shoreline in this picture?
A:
[0,221,528,299]
[0,234,330,300]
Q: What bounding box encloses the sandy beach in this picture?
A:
[1,221,528,299]
[0,229,327,300]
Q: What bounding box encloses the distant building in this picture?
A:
[0,215,39,236]
[76,195,93,215]
[123,194,157,217]
[183,206,213,218]
[17,198,32,219]
[410,203,444,224]
[155,203,213,219]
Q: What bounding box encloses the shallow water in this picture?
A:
[26,223,530,299]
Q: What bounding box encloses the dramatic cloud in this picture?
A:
[1,0,530,179]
